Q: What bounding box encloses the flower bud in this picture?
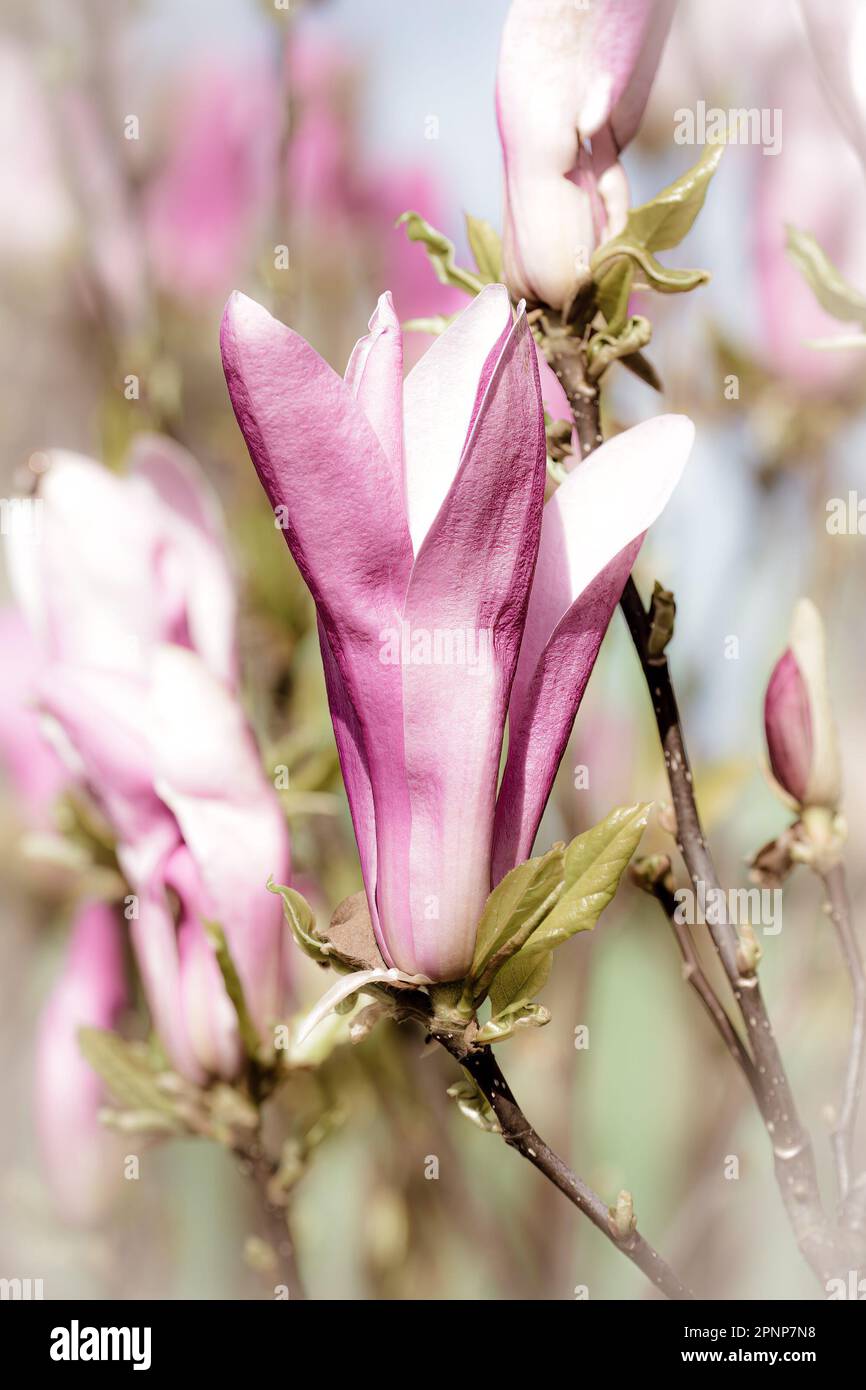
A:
[496,0,674,309]
[764,598,841,810]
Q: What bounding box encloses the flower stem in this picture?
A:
[436,1035,693,1299]
[550,346,842,1285]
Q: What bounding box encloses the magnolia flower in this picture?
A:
[496,0,675,309]
[0,607,66,826]
[35,900,127,1223]
[221,284,692,982]
[764,598,841,811]
[6,439,290,1082]
[754,41,866,392]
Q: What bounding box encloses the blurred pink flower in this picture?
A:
[144,60,280,303]
[496,0,674,309]
[754,46,866,392]
[0,42,75,264]
[222,285,691,981]
[35,900,127,1223]
[0,607,66,826]
[7,439,291,1081]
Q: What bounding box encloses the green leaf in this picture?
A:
[516,803,651,960]
[595,241,709,294]
[476,1002,550,1044]
[78,1028,182,1124]
[786,225,866,325]
[465,213,502,284]
[596,259,634,334]
[469,844,565,978]
[268,877,329,963]
[586,316,653,381]
[617,143,724,254]
[591,145,721,302]
[488,949,552,1017]
[446,1076,500,1131]
[396,211,483,296]
[203,920,262,1058]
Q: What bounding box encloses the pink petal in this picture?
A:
[221,291,414,959]
[147,645,291,1037]
[388,306,547,979]
[129,434,237,687]
[493,414,693,878]
[344,291,405,482]
[402,283,513,552]
[764,648,812,805]
[130,876,208,1085]
[35,901,127,1222]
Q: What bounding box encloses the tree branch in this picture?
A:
[632,858,759,1089]
[821,862,866,1210]
[234,1138,306,1300]
[549,345,841,1285]
[434,1032,693,1300]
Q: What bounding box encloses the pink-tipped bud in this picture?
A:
[764,599,840,810]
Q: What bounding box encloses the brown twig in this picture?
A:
[821,863,866,1210]
[632,860,759,1089]
[235,1140,306,1300]
[433,1031,694,1300]
[549,344,841,1285]
[618,575,840,1281]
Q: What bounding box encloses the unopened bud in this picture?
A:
[764,599,840,812]
[608,1189,636,1239]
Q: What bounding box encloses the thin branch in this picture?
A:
[434,1032,694,1300]
[822,862,866,1208]
[632,861,759,1089]
[234,1139,306,1300]
[618,575,840,1281]
[549,346,841,1285]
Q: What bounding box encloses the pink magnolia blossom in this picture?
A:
[0,607,67,826]
[0,42,76,264]
[7,439,290,1081]
[496,0,674,309]
[764,599,840,811]
[221,284,692,982]
[35,900,127,1223]
[754,44,866,392]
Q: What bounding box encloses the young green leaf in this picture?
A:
[268,877,330,963]
[786,225,866,325]
[596,258,634,334]
[469,843,565,978]
[203,920,261,1057]
[396,211,483,296]
[476,1002,550,1044]
[488,948,553,1018]
[591,146,721,303]
[465,213,503,284]
[447,1074,500,1131]
[512,803,651,961]
[617,143,724,254]
[78,1027,183,1123]
[594,240,709,294]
